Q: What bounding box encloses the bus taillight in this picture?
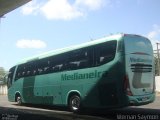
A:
[124,75,133,96]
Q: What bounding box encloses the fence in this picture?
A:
[0,85,7,95]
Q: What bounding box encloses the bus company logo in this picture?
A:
[130,57,152,63]
[61,70,105,81]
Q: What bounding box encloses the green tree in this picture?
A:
[0,67,6,84]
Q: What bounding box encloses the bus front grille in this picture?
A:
[131,64,152,73]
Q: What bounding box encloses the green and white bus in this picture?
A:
[7,34,155,112]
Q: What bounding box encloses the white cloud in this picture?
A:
[41,0,83,20]
[16,39,47,49]
[21,0,106,20]
[148,31,158,39]
[75,0,106,10]
[147,24,160,50]
[21,0,40,15]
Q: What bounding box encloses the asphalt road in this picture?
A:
[0,95,160,120]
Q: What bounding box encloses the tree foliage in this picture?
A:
[0,67,7,84]
[154,54,160,76]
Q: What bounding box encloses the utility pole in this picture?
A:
[156,43,160,76]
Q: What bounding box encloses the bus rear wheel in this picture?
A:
[16,95,22,105]
[69,95,81,113]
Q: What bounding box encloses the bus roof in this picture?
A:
[17,34,125,65]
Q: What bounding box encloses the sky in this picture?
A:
[0,0,160,70]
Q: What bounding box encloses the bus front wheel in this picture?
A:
[69,95,81,113]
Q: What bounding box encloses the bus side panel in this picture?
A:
[60,70,85,105]
[43,73,62,105]
[81,56,127,108]
[22,74,62,105]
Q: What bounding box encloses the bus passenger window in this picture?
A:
[27,71,31,75]
[18,73,21,77]
[68,48,91,70]
[22,72,25,76]
[44,66,49,72]
[15,65,25,80]
[53,64,63,72]
[58,64,64,71]
[36,59,48,75]
[49,53,68,73]
[95,40,117,65]
[79,59,89,69]
[69,62,79,70]
[38,68,43,74]
[33,70,37,75]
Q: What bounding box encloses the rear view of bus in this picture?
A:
[124,34,155,105]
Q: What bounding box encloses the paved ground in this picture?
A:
[0,95,160,120]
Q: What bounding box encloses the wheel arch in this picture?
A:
[15,91,21,102]
[66,90,81,105]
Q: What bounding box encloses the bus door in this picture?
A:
[7,66,16,101]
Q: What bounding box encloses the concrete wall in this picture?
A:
[155,76,160,92]
[0,85,7,95]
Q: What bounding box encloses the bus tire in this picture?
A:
[69,95,81,113]
[16,95,22,105]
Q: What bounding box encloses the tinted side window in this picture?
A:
[36,59,49,75]
[8,66,16,88]
[68,48,93,70]
[15,64,26,80]
[13,41,117,79]
[95,40,117,66]
[49,53,68,73]
[25,62,36,76]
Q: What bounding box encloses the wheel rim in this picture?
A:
[71,96,80,111]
